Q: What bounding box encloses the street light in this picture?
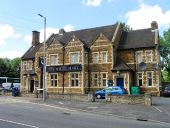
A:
[38,13,46,102]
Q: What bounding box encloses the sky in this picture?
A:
[0,0,170,59]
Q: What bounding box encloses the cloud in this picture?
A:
[0,51,22,59]
[24,24,75,44]
[82,0,102,7]
[0,24,20,46]
[126,3,170,30]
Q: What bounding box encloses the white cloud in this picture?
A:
[82,0,102,7]
[0,51,22,59]
[126,3,170,30]
[24,24,75,43]
[0,24,20,46]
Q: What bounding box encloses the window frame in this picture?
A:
[147,71,153,86]
[70,73,79,87]
[101,72,107,87]
[70,52,80,64]
[137,72,143,86]
[145,50,153,63]
[136,51,143,64]
[92,72,99,87]
[50,73,58,87]
[50,54,58,65]
[101,51,107,63]
[92,52,99,64]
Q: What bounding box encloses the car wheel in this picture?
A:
[96,94,101,99]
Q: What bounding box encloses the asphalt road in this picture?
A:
[0,97,169,128]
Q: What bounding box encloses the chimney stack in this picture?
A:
[32,31,40,46]
[59,29,65,36]
[151,21,158,30]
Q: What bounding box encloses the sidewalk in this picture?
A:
[5,96,170,124]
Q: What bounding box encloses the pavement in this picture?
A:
[1,95,170,124]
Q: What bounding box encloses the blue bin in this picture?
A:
[12,87,19,97]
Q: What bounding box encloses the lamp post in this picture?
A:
[38,13,46,102]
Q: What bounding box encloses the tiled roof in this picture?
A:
[54,24,117,47]
[112,57,134,71]
[21,43,42,60]
[21,23,156,60]
[118,28,155,49]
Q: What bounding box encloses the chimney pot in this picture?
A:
[151,21,158,30]
[59,29,65,36]
[32,31,40,46]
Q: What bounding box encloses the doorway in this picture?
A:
[30,80,34,93]
[116,77,124,88]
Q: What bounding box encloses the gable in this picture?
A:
[91,33,111,47]
[66,35,84,48]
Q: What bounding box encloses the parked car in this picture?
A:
[95,86,128,99]
[161,85,170,97]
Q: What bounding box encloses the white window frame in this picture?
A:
[92,72,99,86]
[101,51,107,63]
[136,51,143,64]
[145,50,153,63]
[50,73,58,87]
[101,72,107,87]
[70,73,79,87]
[70,52,79,64]
[92,52,99,64]
[50,54,58,65]
[147,71,153,86]
[137,72,143,86]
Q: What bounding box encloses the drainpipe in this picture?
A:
[62,47,65,94]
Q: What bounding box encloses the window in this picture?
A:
[136,51,142,64]
[92,73,99,86]
[23,61,32,70]
[70,73,79,87]
[50,55,57,65]
[70,52,79,64]
[145,50,152,63]
[27,62,32,70]
[137,73,143,86]
[50,74,58,87]
[101,73,107,86]
[92,53,99,63]
[102,51,107,63]
[147,72,153,86]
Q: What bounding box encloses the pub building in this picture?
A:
[21,21,161,95]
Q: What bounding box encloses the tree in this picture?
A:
[160,28,170,81]
[0,57,21,78]
[119,22,132,32]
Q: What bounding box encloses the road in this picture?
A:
[0,97,169,128]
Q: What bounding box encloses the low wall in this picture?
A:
[106,94,152,106]
[17,92,152,106]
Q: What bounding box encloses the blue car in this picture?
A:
[95,86,128,99]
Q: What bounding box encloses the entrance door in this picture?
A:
[116,77,124,88]
[30,80,34,93]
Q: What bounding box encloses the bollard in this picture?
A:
[92,92,95,102]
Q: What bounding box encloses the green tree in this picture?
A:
[120,22,132,32]
[160,28,170,81]
[0,57,21,78]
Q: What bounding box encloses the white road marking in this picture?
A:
[59,102,64,104]
[0,118,39,128]
[87,107,98,109]
[152,106,163,112]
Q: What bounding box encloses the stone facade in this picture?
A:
[21,21,161,96]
